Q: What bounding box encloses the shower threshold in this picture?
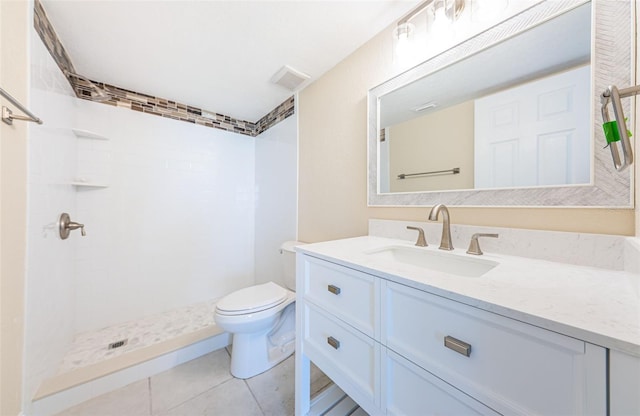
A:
[33,299,226,403]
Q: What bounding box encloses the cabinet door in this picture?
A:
[302,302,381,415]
[610,350,640,415]
[382,281,606,415]
[383,349,500,416]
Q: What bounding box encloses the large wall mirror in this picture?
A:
[368,0,634,207]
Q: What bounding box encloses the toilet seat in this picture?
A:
[216,282,287,316]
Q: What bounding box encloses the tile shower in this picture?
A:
[24,9,298,414]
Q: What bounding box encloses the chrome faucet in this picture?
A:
[428,204,453,250]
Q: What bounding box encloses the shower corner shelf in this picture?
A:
[72,128,109,141]
[71,181,109,189]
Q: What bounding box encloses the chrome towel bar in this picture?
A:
[397,167,460,180]
[1,86,43,125]
[601,84,639,171]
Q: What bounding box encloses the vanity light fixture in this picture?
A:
[394,22,415,56]
[394,0,465,41]
[429,0,465,34]
[394,22,415,42]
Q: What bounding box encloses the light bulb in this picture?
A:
[432,8,451,33]
[396,35,411,56]
[394,22,415,57]
[430,0,454,34]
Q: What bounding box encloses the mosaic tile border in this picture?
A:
[33,0,294,137]
[255,96,295,136]
[34,0,76,76]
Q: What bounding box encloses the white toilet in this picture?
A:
[214,241,303,379]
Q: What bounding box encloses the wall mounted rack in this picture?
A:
[1,86,43,125]
[601,84,639,171]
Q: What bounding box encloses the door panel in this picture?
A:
[475,65,590,189]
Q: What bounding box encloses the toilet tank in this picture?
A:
[280,241,305,291]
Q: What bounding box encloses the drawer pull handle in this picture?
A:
[327,284,341,295]
[327,336,341,350]
[444,336,471,357]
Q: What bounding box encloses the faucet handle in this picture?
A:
[466,233,498,255]
[72,223,86,236]
[58,213,86,239]
[407,226,427,247]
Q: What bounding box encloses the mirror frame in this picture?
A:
[368,0,633,207]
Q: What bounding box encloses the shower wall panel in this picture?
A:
[254,114,298,287]
[25,30,79,410]
[73,100,256,332]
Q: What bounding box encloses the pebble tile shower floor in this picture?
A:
[55,348,334,416]
[58,300,218,373]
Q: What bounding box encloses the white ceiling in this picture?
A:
[41,0,420,122]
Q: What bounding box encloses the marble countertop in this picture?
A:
[297,236,640,357]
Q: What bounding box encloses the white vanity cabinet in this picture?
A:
[299,255,382,414]
[383,280,606,415]
[296,253,608,416]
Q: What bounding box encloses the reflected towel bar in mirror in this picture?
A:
[397,167,460,180]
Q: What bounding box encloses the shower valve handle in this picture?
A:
[68,221,86,236]
[58,213,86,239]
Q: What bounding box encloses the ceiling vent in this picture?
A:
[270,65,311,91]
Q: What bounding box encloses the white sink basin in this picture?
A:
[365,245,498,277]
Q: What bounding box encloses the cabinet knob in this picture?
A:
[444,335,471,357]
[327,284,341,295]
[327,336,341,350]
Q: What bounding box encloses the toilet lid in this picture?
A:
[216,282,288,315]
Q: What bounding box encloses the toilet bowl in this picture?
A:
[214,241,303,379]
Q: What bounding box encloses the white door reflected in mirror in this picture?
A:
[383,65,591,193]
[474,65,590,189]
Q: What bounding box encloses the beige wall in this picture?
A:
[0,0,29,414]
[388,101,474,192]
[298,17,636,243]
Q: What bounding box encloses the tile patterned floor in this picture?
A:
[55,348,332,416]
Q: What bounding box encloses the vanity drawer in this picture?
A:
[383,348,499,416]
[302,302,380,409]
[301,256,379,337]
[382,281,606,415]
